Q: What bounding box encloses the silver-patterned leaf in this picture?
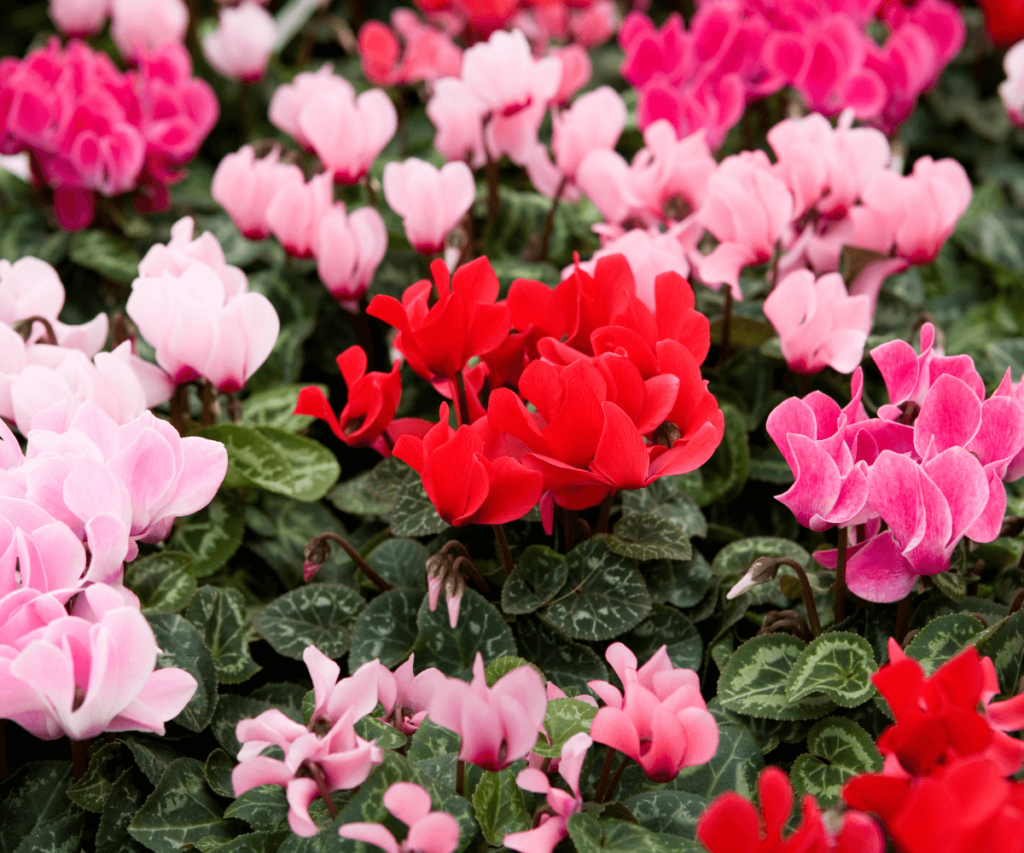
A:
[185,587,261,685]
[256,584,365,660]
[791,717,882,806]
[785,633,877,708]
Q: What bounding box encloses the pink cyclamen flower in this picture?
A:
[1000,40,1024,126]
[339,782,460,853]
[588,643,718,783]
[138,216,248,298]
[316,205,388,310]
[269,64,355,150]
[49,0,110,36]
[127,220,280,392]
[0,495,90,597]
[203,2,277,82]
[110,0,188,61]
[428,654,547,771]
[265,172,335,259]
[763,270,872,374]
[426,78,488,169]
[0,583,197,740]
[298,85,397,184]
[695,151,794,300]
[303,646,391,731]
[383,159,475,255]
[504,733,592,853]
[211,146,306,241]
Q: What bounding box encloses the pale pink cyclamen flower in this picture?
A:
[999,40,1024,126]
[298,86,398,184]
[110,0,188,61]
[383,159,475,255]
[0,583,197,740]
[139,217,248,297]
[504,733,592,853]
[385,655,447,736]
[428,654,547,771]
[49,0,110,36]
[265,171,335,258]
[211,146,306,240]
[339,783,461,853]
[316,204,388,311]
[203,1,277,82]
[426,78,488,169]
[588,643,719,783]
[694,151,794,301]
[0,257,109,356]
[525,86,627,202]
[763,270,872,374]
[0,494,91,597]
[269,64,355,149]
[549,45,592,105]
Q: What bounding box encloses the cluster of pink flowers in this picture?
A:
[621,0,964,147]
[126,217,280,392]
[762,322,1024,602]
[0,38,217,229]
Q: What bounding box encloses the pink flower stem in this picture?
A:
[895,594,913,646]
[493,525,514,578]
[537,177,568,262]
[70,738,90,782]
[835,526,848,624]
[717,289,734,367]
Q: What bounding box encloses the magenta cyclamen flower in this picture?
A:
[588,643,718,783]
[339,782,460,853]
[0,583,197,740]
[428,654,547,771]
[504,733,592,853]
[383,159,475,255]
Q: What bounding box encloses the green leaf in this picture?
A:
[242,384,323,433]
[147,612,219,731]
[539,539,652,641]
[905,613,986,675]
[621,480,707,538]
[196,831,291,853]
[122,735,182,786]
[622,604,703,671]
[354,715,407,751]
[390,467,449,537]
[711,537,811,578]
[931,568,968,602]
[567,813,702,853]
[501,545,568,615]
[367,538,429,590]
[664,554,715,610]
[603,512,693,562]
[186,586,261,685]
[69,229,141,284]
[785,632,877,708]
[211,694,301,758]
[408,718,462,762]
[976,609,1024,698]
[67,742,134,812]
[625,791,710,840]
[349,588,422,670]
[532,698,597,758]
[0,762,88,853]
[472,770,531,846]
[328,470,395,517]
[202,424,339,502]
[224,786,289,832]
[669,724,764,800]
[718,635,838,720]
[170,497,246,579]
[247,317,316,393]
[791,717,882,807]
[688,403,749,506]
[128,759,239,853]
[124,551,196,614]
[257,584,364,660]
[205,750,236,799]
[96,769,148,853]
[514,616,609,695]
[484,655,536,686]
[412,588,517,679]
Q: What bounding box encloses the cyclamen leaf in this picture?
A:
[186,587,261,685]
[514,616,609,695]
[501,545,568,614]
[349,588,422,670]
[484,655,537,686]
[0,762,88,853]
[785,632,877,708]
[625,791,711,841]
[718,634,838,720]
[170,497,246,579]
[223,785,290,832]
[205,750,237,799]
[669,723,764,800]
[124,551,196,614]
[621,479,708,538]
[567,813,703,853]
[977,609,1024,698]
[128,759,240,853]
[412,588,516,679]
[623,604,703,672]
[603,512,693,562]
[539,539,652,641]
[242,384,323,433]
[791,717,883,807]
[688,402,749,507]
[147,613,219,732]
[367,538,429,590]
[354,715,407,750]
[532,698,598,758]
[390,466,450,537]
[95,769,148,853]
[67,742,134,812]
[472,770,531,847]
[256,584,364,660]
[904,613,986,675]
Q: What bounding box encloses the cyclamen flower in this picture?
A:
[49,0,109,36]
[110,0,188,61]
[0,583,197,741]
[316,204,388,309]
[698,766,885,853]
[428,654,547,771]
[589,644,718,783]
[339,783,460,853]
[269,65,355,150]
[211,146,306,241]
[0,495,90,597]
[203,2,277,82]
[383,159,475,256]
[265,172,335,259]
[999,40,1024,127]
[385,655,447,736]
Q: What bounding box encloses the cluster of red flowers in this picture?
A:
[697,640,1024,853]
[296,253,724,528]
[0,38,218,229]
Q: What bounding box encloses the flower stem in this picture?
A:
[201,381,217,427]
[493,525,514,578]
[717,289,734,367]
[835,526,848,624]
[593,747,616,803]
[70,738,90,782]
[601,754,630,804]
[310,763,338,820]
[310,532,393,592]
[895,594,913,645]
[453,556,489,595]
[453,371,472,427]
[537,177,568,262]
[456,759,465,797]
[15,315,57,345]
[169,384,189,434]
[596,492,614,535]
